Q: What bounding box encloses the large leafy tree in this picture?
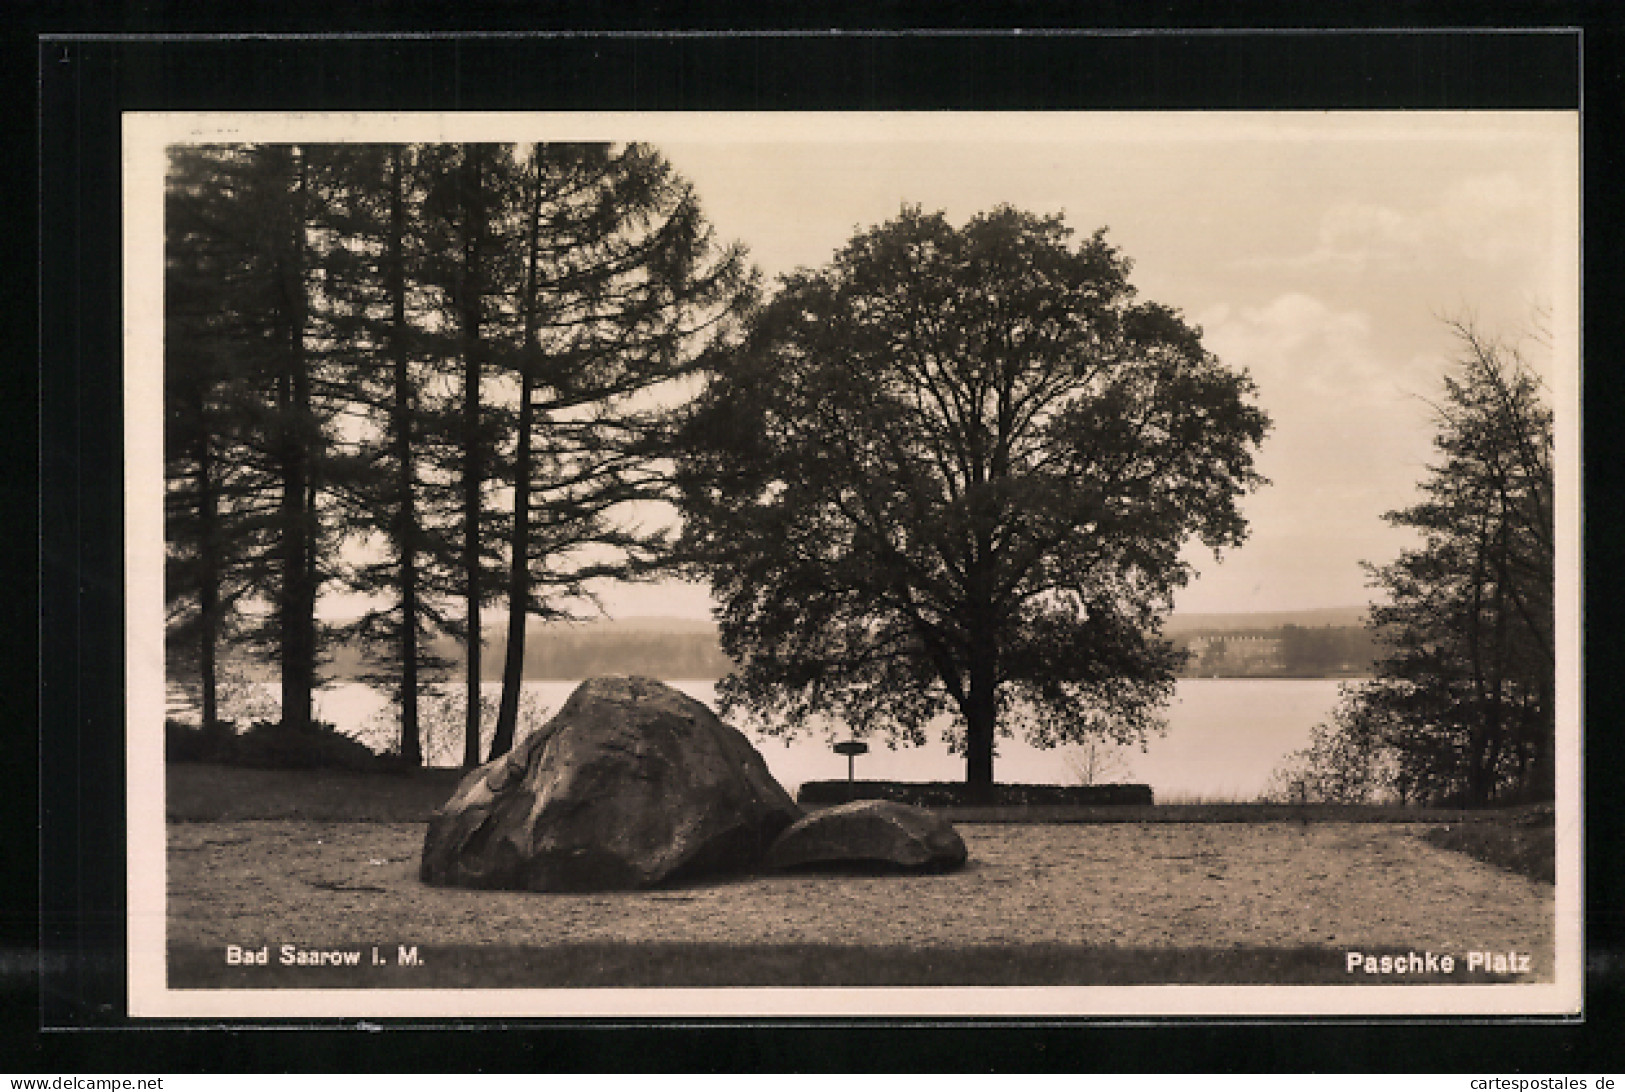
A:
[676,206,1270,796]
[1355,322,1555,805]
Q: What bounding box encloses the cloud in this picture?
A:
[1438,173,1549,263]
[1307,202,1424,269]
[1236,172,1550,273]
[1178,293,1440,610]
[1197,294,1396,408]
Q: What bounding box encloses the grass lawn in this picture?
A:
[164,762,1558,886]
[166,762,466,822]
[159,762,1557,992]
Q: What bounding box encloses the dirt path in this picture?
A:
[166,821,1554,971]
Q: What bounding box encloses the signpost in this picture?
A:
[833,739,868,782]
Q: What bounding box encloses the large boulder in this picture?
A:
[421,676,801,891]
[765,800,968,873]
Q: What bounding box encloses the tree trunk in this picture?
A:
[963,630,998,803]
[1532,672,1555,801]
[195,423,220,730]
[1480,529,1511,805]
[279,377,316,732]
[278,404,315,730]
[462,386,483,764]
[460,151,486,769]
[277,152,316,734]
[1463,504,1492,806]
[493,150,546,760]
[964,695,997,803]
[492,365,533,758]
[198,603,218,730]
[388,147,422,767]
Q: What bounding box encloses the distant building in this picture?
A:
[1182,633,1283,675]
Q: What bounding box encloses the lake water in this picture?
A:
[239,676,1354,801]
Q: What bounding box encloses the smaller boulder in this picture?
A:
[765,800,968,873]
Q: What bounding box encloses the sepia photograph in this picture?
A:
[122,110,1581,1019]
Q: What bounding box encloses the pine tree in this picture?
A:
[417,144,523,766]
[1358,321,1555,805]
[164,143,337,735]
[1269,319,1556,807]
[254,143,327,733]
[313,143,461,764]
[488,143,751,759]
[164,146,274,728]
[165,139,751,768]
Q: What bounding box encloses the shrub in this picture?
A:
[360,685,557,768]
[165,718,237,764]
[1061,738,1136,786]
[1265,695,1404,804]
[797,780,1154,807]
[1420,804,1555,884]
[240,719,381,771]
[167,715,387,771]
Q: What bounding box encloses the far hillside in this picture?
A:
[308,616,731,683]
[194,608,1380,685]
[503,618,733,680]
[1163,606,1368,635]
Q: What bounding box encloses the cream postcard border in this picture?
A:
[124,110,1583,1019]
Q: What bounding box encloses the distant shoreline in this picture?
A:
[173,606,1381,688]
[170,670,1372,691]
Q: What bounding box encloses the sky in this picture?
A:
[131,111,1579,623]
[604,113,1579,617]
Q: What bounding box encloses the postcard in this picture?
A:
[125,110,1581,1019]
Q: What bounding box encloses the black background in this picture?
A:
[12,0,1624,1074]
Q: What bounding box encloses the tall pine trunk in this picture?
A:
[459,152,487,768]
[491,365,533,758]
[276,148,317,734]
[493,151,545,759]
[193,412,221,730]
[387,147,423,766]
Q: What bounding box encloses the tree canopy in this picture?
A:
[164,141,748,767]
[675,205,1270,794]
[165,143,343,735]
